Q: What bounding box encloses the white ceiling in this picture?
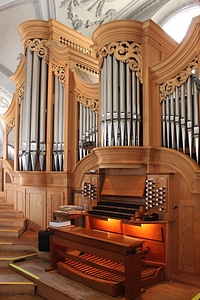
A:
[0,0,199,126]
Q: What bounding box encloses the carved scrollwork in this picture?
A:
[77,92,99,113]
[160,56,199,102]
[52,64,66,86]
[100,41,142,81]
[25,39,49,63]
[6,118,15,135]
[18,83,24,104]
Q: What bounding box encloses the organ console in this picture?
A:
[49,171,173,299]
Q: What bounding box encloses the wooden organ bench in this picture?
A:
[49,226,144,299]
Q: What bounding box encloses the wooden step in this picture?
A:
[0,251,37,267]
[0,209,23,218]
[0,202,27,238]
[0,203,14,209]
[0,217,27,227]
[0,267,36,295]
[0,226,27,238]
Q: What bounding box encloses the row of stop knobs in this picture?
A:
[82,182,97,200]
[145,179,166,211]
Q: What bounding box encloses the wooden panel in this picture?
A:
[179,200,199,275]
[26,188,46,230]
[15,186,26,214]
[47,190,65,227]
[122,223,166,264]
[4,183,14,203]
[101,175,146,197]
[122,223,165,242]
[89,217,122,234]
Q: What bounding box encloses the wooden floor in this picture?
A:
[0,231,199,300]
[0,281,199,300]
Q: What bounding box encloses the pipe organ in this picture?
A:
[2,16,200,295]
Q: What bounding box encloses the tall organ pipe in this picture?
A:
[22,48,33,170]
[119,61,125,146]
[113,56,119,146]
[136,76,141,146]
[39,58,47,171]
[180,83,186,153]
[175,87,180,150]
[170,93,175,149]
[193,80,200,164]
[30,52,40,170]
[186,76,193,158]
[106,55,112,146]
[126,63,131,146]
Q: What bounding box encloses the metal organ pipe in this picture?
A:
[175,87,180,151]
[170,93,175,149]
[39,58,47,171]
[193,80,199,164]
[79,103,83,160]
[53,76,59,171]
[30,51,40,171]
[112,56,119,146]
[18,100,24,170]
[106,54,112,146]
[132,71,137,146]
[136,76,141,146]
[119,61,125,146]
[22,48,33,170]
[161,100,166,147]
[101,57,107,146]
[186,76,193,158]
[126,63,131,146]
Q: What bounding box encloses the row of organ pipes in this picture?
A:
[14,38,200,171]
[19,49,48,171]
[161,74,200,165]
[78,103,98,160]
[18,46,98,171]
[101,54,142,147]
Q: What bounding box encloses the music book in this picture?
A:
[49,220,71,227]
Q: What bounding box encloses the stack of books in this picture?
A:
[49,220,72,228]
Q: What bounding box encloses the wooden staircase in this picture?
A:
[0,202,27,239]
[0,198,39,296]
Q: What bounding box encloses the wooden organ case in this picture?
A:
[3,13,200,299]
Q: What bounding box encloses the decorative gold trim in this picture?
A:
[76,92,99,113]
[25,38,49,63]
[160,56,199,102]
[100,41,142,81]
[52,64,66,86]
